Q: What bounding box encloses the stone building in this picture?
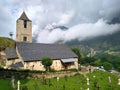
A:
[5,12,78,71]
[16,12,32,43]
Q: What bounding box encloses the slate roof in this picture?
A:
[5,48,18,60]
[18,11,31,21]
[10,62,23,68]
[16,42,78,62]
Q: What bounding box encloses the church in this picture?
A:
[5,12,78,71]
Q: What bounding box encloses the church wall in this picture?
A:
[51,60,63,70]
[23,58,78,71]
[23,60,62,71]
[24,61,45,71]
[74,58,78,69]
[6,47,24,68]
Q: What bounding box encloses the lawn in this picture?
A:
[0,79,13,90]
[0,71,120,90]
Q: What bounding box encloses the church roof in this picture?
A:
[10,62,23,68]
[18,11,31,21]
[5,48,18,60]
[16,42,78,62]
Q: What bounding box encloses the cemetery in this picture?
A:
[0,70,120,90]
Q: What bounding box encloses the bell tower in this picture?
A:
[16,11,32,43]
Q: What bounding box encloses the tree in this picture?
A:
[41,57,52,71]
[71,47,82,64]
[103,62,113,71]
[100,55,109,62]
[91,59,101,66]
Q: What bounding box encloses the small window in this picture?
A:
[23,36,27,42]
[24,20,27,28]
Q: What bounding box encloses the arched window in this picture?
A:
[24,20,27,28]
[23,36,27,42]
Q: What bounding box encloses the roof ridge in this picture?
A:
[16,42,65,46]
[18,11,31,21]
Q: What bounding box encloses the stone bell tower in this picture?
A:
[16,11,32,43]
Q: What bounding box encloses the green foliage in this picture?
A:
[81,57,96,65]
[0,37,15,51]
[91,59,101,66]
[71,47,82,63]
[113,57,120,71]
[41,57,52,71]
[117,66,120,72]
[100,55,109,62]
[103,62,113,70]
[22,85,28,90]
[92,54,120,71]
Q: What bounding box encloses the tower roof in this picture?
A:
[18,11,31,21]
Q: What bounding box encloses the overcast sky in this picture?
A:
[0,0,120,43]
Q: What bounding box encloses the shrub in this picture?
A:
[22,85,28,90]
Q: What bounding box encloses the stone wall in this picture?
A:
[31,71,78,79]
[16,19,32,42]
[0,68,78,79]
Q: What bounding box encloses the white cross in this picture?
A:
[57,77,59,81]
[17,80,20,90]
[118,78,120,85]
[86,77,90,85]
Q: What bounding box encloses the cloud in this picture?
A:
[36,19,120,43]
[0,0,120,42]
[58,11,74,25]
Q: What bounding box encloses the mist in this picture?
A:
[35,19,120,43]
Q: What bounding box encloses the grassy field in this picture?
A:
[0,37,15,50]
[0,79,13,90]
[0,71,120,90]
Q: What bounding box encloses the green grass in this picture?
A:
[0,79,13,90]
[0,37,15,50]
[0,71,120,90]
[87,71,120,90]
[19,71,120,90]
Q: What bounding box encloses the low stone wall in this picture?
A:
[0,68,79,79]
[31,71,78,79]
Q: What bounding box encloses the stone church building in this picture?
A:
[5,12,78,71]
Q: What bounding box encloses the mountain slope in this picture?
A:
[67,30,120,51]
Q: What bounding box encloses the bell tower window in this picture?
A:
[24,20,27,28]
[23,36,27,42]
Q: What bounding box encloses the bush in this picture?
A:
[22,85,28,90]
[49,68,56,72]
[103,62,113,71]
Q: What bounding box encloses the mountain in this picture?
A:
[32,24,120,51]
[54,26,68,30]
[66,30,120,51]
